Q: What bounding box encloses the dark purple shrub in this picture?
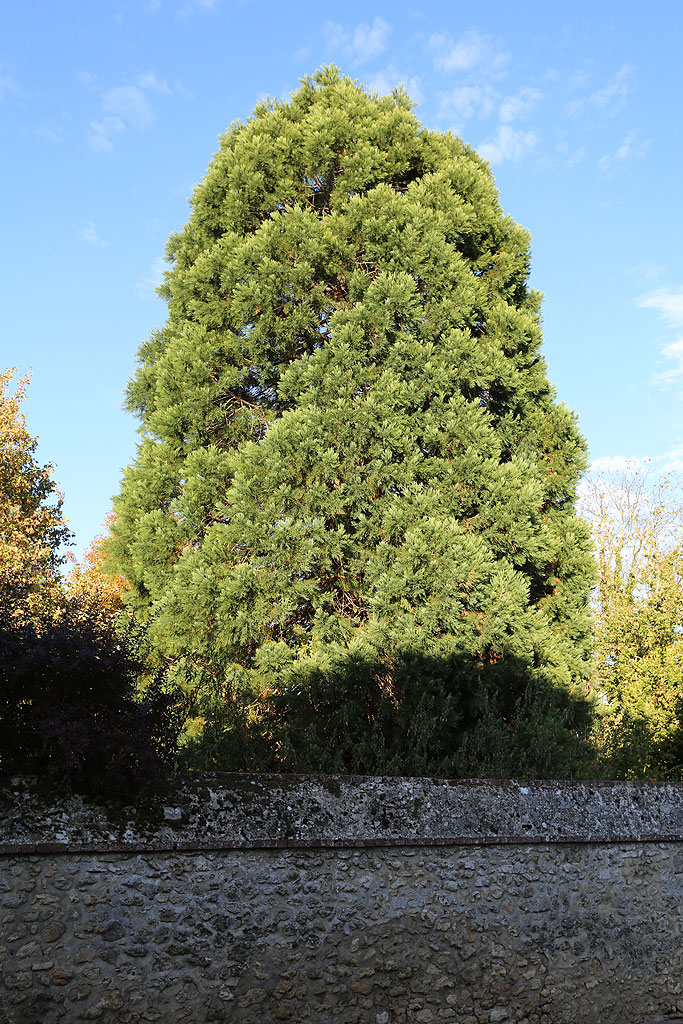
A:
[0,601,181,797]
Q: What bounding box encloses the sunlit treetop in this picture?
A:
[109,69,595,776]
[0,368,72,627]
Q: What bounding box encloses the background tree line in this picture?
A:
[2,71,680,790]
[0,369,180,795]
[580,466,683,778]
[4,370,680,787]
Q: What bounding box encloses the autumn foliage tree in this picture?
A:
[0,371,179,794]
[108,69,596,777]
[66,513,129,627]
[0,368,71,626]
[581,466,683,778]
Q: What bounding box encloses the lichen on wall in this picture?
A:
[0,776,682,1023]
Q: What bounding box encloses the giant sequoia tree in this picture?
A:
[110,69,595,776]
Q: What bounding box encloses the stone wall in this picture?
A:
[1,776,682,1024]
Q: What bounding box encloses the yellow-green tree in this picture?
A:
[0,368,71,627]
[581,466,683,778]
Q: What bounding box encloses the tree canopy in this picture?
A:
[0,372,179,795]
[0,368,71,627]
[581,467,683,779]
[109,68,595,776]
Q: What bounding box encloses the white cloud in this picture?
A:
[88,116,125,154]
[0,71,22,102]
[429,30,508,76]
[136,71,171,94]
[638,286,683,387]
[29,124,62,144]
[586,448,683,479]
[478,124,537,164]
[662,446,683,472]
[171,78,193,99]
[555,140,585,168]
[615,136,633,161]
[589,454,653,473]
[323,22,347,51]
[598,131,648,176]
[569,67,591,90]
[628,262,666,285]
[323,17,390,65]
[80,222,106,247]
[499,87,542,123]
[567,64,634,119]
[77,70,99,90]
[292,43,313,64]
[179,0,217,14]
[638,287,683,329]
[102,85,154,130]
[438,84,497,124]
[352,18,391,62]
[590,64,633,113]
[85,73,173,153]
[135,256,166,298]
[367,66,422,106]
[656,338,683,385]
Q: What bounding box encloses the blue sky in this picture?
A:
[2,0,682,559]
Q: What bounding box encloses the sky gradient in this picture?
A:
[2,0,682,558]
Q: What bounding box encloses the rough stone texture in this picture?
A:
[1,776,682,1023]
[1,774,682,849]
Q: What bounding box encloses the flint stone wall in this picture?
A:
[0,775,682,1024]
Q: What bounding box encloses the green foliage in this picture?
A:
[110,68,596,777]
[0,368,72,627]
[581,469,683,779]
[173,632,594,778]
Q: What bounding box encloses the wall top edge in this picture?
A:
[2,834,683,858]
[163,772,683,787]
[2,774,682,848]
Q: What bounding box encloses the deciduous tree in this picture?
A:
[66,513,129,628]
[0,374,179,794]
[0,368,71,627]
[581,466,683,778]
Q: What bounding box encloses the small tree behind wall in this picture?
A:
[581,466,683,779]
[0,371,180,795]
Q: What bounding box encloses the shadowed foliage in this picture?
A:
[0,598,182,798]
[108,68,596,775]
